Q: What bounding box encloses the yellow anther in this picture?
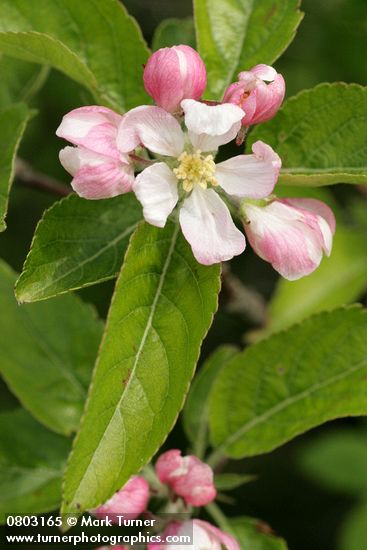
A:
[173,150,218,192]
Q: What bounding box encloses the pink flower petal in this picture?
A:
[155,450,216,507]
[284,197,336,234]
[223,66,285,126]
[193,520,240,550]
[143,45,206,113]
[243,198,335,280]
[215,141,281,199]
[59,146,134,199]
[147,522,182,550]
[93,476,149,523]
[148,520,240,550]
[56,106,122,159]
[249,74,286,125]
[117,106,184,157]
[179,187,246,265]
[133,163,178,227]
[155,450,183,483]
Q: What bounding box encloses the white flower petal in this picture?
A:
[249,64,277,82]
[133,163,179,227]
[179,187,246,265]
[181,99,244,136]
[188,122,241,153]
[117,106,184,157]
[215,142,281,198]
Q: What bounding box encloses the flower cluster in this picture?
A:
[92,449,238,550]
[57,44,335,280]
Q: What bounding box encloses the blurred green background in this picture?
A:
[1,1,367,549]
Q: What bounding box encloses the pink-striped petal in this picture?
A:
[243,198,335,280]
[179,187,246,265]
[117,106,184,157]
[155,450,216,507]
[92,476,149,523]
[143,45,206,113]
[56,106,122,159]
[215,141,281,198]
[59,146,134,199]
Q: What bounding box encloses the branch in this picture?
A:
[15,158,71,198]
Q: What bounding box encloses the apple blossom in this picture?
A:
[242,197,336,280]
[147,519,240,550]
[155,449,216,506]
[92,475,149,522]
[57,106,134,199]
[143,45,207,113]
[117,99,281,265]
[223,64,285,126]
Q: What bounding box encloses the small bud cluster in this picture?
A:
[92,449,238,550]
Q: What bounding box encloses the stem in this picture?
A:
[192,423,208,461]
[16,158,71,197]
[129,153,155,166]
[206,448,227,471]
[205,502,233,534]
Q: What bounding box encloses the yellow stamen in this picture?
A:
[173,150,218,193]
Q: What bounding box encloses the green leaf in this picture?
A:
[0,54,49,107]
[152,17,196,50]
[214,473,256,490]
[339,503,367,550]
[194,0,303,99]
[209,307,367,460]
[250,83,367,186]
[298,429,367,496]
[62,221,221,515]
[183,345,238,453]
[0,0,150,111]
[265,226,367,335]
[0,102,32,231]
[0,259,103,436]
[229,517,288,549]
[0,409,70,522]
[15,193,142,303]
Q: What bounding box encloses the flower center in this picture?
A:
[173,150,218,193]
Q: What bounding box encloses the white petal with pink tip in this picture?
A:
[243,198,335,280]
[59,146,134,199]
[117,106,184,157]
[179,187,246,265]
[215,141,281,198]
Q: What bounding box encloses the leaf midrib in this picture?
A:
[217,357,367,453]
[18,221,140,301]
[68,224,180,509]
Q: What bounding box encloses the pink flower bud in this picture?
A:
[223,64,285,126]
[56,106,134,199]
[155,449,216,506]
[148,519,240,550]
[243,197,336,280]
[92,476,149,523]
[143,45,207,113]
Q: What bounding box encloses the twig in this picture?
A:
[15,158,71,197]
[205,502,234,534]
